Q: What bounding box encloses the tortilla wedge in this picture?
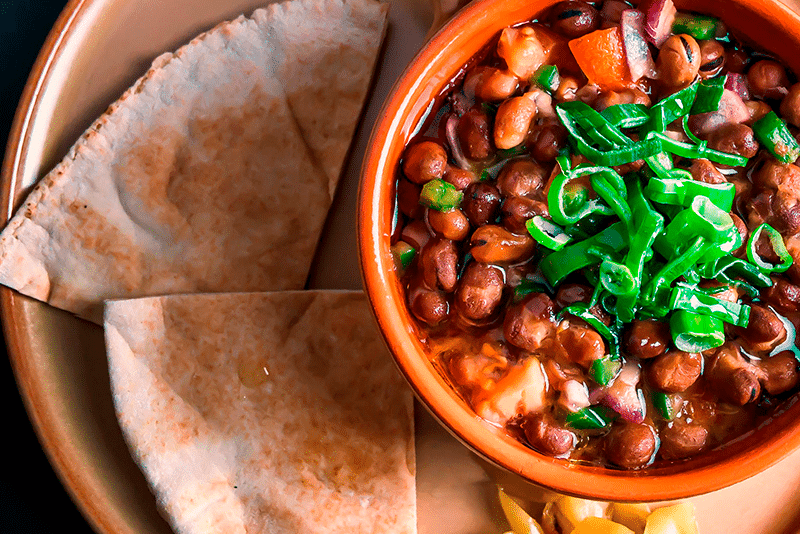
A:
[104,290,416,534]
[0,0,388,323]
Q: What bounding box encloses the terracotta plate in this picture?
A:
[3,0,800,533]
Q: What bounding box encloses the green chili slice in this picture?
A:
[670,309,726,352]
[560,302,621,359]
[652,391,675,420]
[547,166,621,226]
[419,178,463,211]
[690,75,727,114]
[648,131,749,166]
[565,405,617,429]
[746,223,794,274]
[526,216,573,251]
[753,111,800,164]
[533,64,560,94]
[672,13,720,40]
[391,240,416,273]
[589,356,623,386]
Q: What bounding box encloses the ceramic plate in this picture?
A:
[3,0,800,533]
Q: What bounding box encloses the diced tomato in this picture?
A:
[568,27,633,91]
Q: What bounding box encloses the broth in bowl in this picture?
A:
[391,0,800,470]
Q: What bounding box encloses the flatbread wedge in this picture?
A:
[104,290,416,534]
[0,0,388,322]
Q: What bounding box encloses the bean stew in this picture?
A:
[391,0,800,469]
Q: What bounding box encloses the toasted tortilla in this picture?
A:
[104,290,416,534]
[0,0,388,322]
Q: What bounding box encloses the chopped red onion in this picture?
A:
[445,113,475,171]
[600,360,645,424]
[620,9,657,81]
[724,72,750,101]
[641,0,676,47]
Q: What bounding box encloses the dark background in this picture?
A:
[1,1,95,532]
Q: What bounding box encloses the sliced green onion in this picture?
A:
[645,177,735,212]
[526,216,573,251]
[601,104,651,129]
[558,101,633,149]
[746,223,794,274]
[547,167,619,226]
[565,405,616,429]
[419,178,463,211]
[753,111,800,164]
[669,285,750,327]
[672,13,720,40]
[670,310,725,352]
[645,82,699,132]
[533,64,560,94]
[697,255,773,288]
[391,240,416,273]
[648,131,749,167]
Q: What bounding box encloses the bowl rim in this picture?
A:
[358,0,800,501]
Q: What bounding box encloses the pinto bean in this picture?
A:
[444,166,479,190]
[497,26,546,80]
[470,225,536,263]
[400,219,431,250]
[428,208,470,241]
[554,75,580,102]
[555,283,592,309]
[462,182,502,226]
[455,262,505,321]
[402,141,447,184]
[747,59,790,100]
[698,40,725,79]
[472,67,520,102]
[706,123,759,159]
[496,159,546,198]
[557,326,605,368]
[751,158,800,190]
[744,100,772,126]
[604,422,657,469]
[504,292,557,352]
[407,284,449,326]
[419,237,459,292]
[780,82,800,127]
[397,178,423,218]
[624,319,671,359]
[757,351,800,395]
[764,278,800,314]
[550,1,599,38]
[735,304,787,353]
[656,34,701,89]
[594,88,651,110]
[707,343,762,405]
[458,108,493,160]
[648,351,703,393]
[690,158,726,184]
[730,213,748,256]
[494,94,538,150]
[501,196,548,234]
[523,412,576,456]
[529,123,568,163]
[659,421,709,460]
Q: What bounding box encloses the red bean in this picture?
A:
[604,423,657,469]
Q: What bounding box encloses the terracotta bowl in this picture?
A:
[358,0,800,501]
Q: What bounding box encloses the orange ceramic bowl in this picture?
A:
[359,0,800,501]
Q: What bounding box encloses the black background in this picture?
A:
[1,1,95,532]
